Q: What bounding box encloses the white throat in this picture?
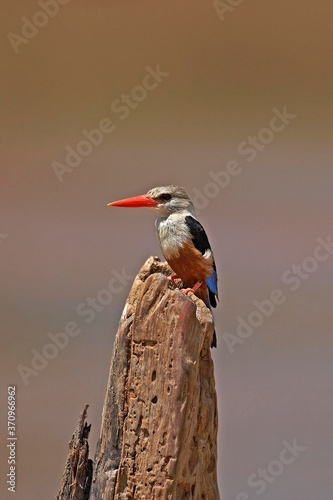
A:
[155,211,196,260]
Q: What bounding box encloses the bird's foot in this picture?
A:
[181,281,203,295]
[167,273,179,283]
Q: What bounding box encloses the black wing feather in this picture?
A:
[185,215,218,307]
[185,216,211,254]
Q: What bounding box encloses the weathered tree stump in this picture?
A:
[91,256,219,499]
[56,404,93,500]
[57,256,219,499]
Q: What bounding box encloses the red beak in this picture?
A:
[108,194,158,208]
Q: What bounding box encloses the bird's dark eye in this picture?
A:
[159,193,172,202]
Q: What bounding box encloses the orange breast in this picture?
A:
[167,240,213,288]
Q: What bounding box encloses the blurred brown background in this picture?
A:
[1,1,333,498]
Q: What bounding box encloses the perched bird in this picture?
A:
[108,185,219,347]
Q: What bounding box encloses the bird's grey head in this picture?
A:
[147,185,196,217]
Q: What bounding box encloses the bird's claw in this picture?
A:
[181,281,203,295]
[167,273,179,283]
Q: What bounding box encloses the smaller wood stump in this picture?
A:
[56,404,93,500]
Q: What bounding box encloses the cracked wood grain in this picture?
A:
[90,256,220,499]
[56,405,93,500]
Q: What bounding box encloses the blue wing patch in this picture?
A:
[206,269,218,296]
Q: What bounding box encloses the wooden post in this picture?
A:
[57,256,219,499]
[91,256,219,499]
